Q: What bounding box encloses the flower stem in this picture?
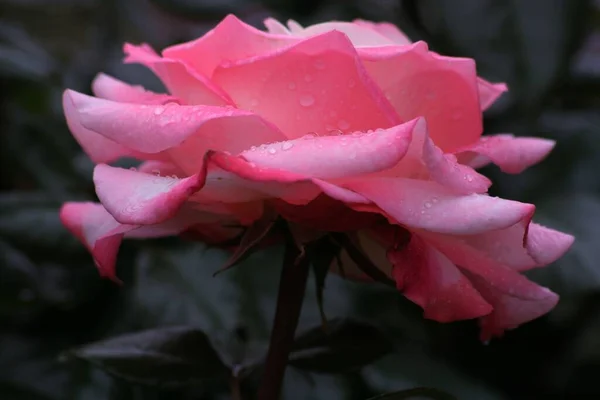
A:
[257,239,309,400]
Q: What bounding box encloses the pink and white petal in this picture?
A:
[288,21,397,47]
[523,222,575,266]
[240,119,416,179]
[213,30,400,139]
[263,17,291,35]
[390,234,493,322]
[455,134,556,174]
[345,178,535,235]
[60,202,223,279]
[163,14,297,78]
[65,90,286,173]
[421,126,491,193]
[463,269,558,341]
[63,90,159,163]
[352,20,413,46]
[123,43,230,105]
[93,164,206,225]
[92,73,179,104]
[445,219,573,272]
[422,232,559,340]
[359,42,482,151]
[205,151,371,205]
[477,78,508,111]
[137,160,185,177]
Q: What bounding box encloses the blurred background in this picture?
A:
[1,0,599,399]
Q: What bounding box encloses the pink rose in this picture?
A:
[60,15,573,339]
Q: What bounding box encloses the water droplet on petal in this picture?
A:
[129,167,137,171]
[424,201,432,208]
[282,142,294,150]
[152,169,161,176]
[337,120,350,130]
[268,148,277,154]
[153,106,165,115]
[431,197,439,203]
[299,94,315,107]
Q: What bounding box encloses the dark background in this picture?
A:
[1,0,599,399]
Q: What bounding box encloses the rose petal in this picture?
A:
[421,123,491,193]
[346,177,535,235]
[163,14,297,78]
[359,42,482,151]
[64,90,286,173]
[284,21,398,47]
[213,30,400,139]
[240,119,416,179]
[60,202,216,279]
[92,73,178,104]
[423,232,559,340]
[455,134,556,174]
[137,160,185,177]
[353,19,412,46]
[477,78,508,111]
[93,164,206,225]
[263,17,291,35]
[63,90,157,163]
[390,234,493,322]
[123,43,230,105]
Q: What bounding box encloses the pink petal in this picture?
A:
[92,73,179,104]
[345,178,535,234]
[287,21,398,47]
[240,119,416,179]
[455,134,556,174]
[64,90,286,174]
[204,151,371,205]
[93,164,206,225]
[60,202,225,279]
[137,160,185,177]
[389,234,493,322]
[423,232,559,340]
[123,43,230,105]
[63,90,155,163]
[263,18,291,35]
[429,220,573,273]
[359,42,482,151]
[477,78,508,111]
[212,30,400,139]
[163,14,297,78]
[352,19,412,46]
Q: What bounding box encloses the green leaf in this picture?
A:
[215,209,279,274]
[330,233,395,287]
[306,236,342,328]
[366,387,458,400]
[289,318,393,373]
[64,326,229,388]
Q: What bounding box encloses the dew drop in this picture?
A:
[313,58,326,70]
[282,142,294,151]
[152,169,161,176]
[431,197,439,203]
[129,167,137,171]
[288,82,296,90]
[424,201,432,209]
[268,148,277,154]
[465,174,474,182]
[153,106,165,115]
[337,119,350,130]
[299,94,315,107]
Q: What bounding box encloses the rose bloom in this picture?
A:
[60,16,573,340]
